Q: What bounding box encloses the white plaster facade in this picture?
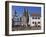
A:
[28,14,41,26]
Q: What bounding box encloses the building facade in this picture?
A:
[28,14,41,26]
[12,16,21,25]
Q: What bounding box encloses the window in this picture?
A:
[35,17,37,19]
[32,22,37,25]
[32,22,34,24]
[38,22,40,24]
[35,22,36,24]
[32,17,38,19]
[38,17,40,19]
[32,17,34,19]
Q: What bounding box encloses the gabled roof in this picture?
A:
[31,14,41,16]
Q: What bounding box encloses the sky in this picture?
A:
[12,6,41,17]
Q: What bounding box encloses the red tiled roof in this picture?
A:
[31,14,41,16]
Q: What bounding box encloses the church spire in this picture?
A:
[14,10,17,17]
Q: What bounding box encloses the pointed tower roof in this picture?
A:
[24,8,26,12]
[14,10,18,17]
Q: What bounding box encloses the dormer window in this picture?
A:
[35,17,37,19]
[38,17,40,19]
